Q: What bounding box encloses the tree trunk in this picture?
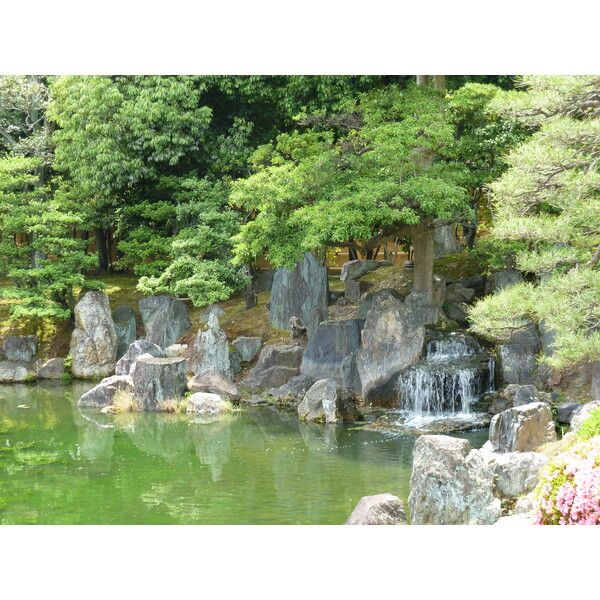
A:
[410,220,434,300]
[95,228,110,273]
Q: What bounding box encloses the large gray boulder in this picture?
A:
[232,337,263,363]
[0,361,33,383]
[297,378,361,423]
[340,259,392,282]
[268,375,315,404]
[433,223,460,257]
[241,345,304,391]
[356,292,425,404]
[132,356,188,410]
[485,270,525,294]
[445,283,474,304]
[188,369,240,401]
[408,435,501,525]
[486,402,557,453]
[69,291,118,379]
[112,306,137,360]
[2,335,37,363]
[189,314,232,379]
[345,494,407,525]
[486,452,549,500]
[300,319,364,383]
[358,289,404,320]
[115,340,165,376]
[36,358,65,380]
[269,251,328,331]
[139,295,191,348]
[78,375,133,408]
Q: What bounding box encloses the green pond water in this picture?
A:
[0,382,488,525]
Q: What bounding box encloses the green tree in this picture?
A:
[230,84,471,298]
[469,75,600,368]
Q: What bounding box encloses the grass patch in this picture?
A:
[109,389,142,413]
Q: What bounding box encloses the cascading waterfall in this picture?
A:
[396,332,494,420]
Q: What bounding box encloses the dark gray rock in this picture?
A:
[268,375,315,404]
[112,306,136,360]
[329,290,345,303]
[499,344,537,385]
[190,314,232,379]
[298,378,361,423]
[243,366,300,390]
[132,356,188,410]
[269,251,328,331]
[459,275,486,297]
[485,270,525,294]
[253,268,276,293]
[229,350,242,376]
[445,302,469,324]
[78,375,133,408]
[139,295,191,348]
[240,344,304,390]
[232,337,263,363]
[356,293,425,404]
[408,435,501,525]
[404,291,439,325]
[188,369,240,401]
[36,358,65,380]
[557,401,581,424]
[433,223,460,257]
[345,494,407,525]
[432,274,446,307]
[200,303,226,323]
[249,344,304,371]
[300,319,364,383]
[115,340,165,376]
[70,291,118,379]
[2,335,37,363]
[306,306,328,338]
[0,361,33,383]
[445,283,475,304]
[342,351,362,395]
[340,259,393,282]
[538,319,557,357]
[486,402,557,453]
[358,288,404,319]
[344,279,373,301]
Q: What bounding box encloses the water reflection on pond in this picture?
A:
[0,382,488,525]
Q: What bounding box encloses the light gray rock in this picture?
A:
[188,369,240,401]
[300,319,364,383]
[408,435,501,525]
[269,251,328,331]
[139,295,191,348]
[445,302,469,324]
[486,451,549,500]
[345,493,407,525]
[164,343,188,358]
[190,313,232,380]
[358,288,404,320]
[433,223,460,257]
[487,402,557,453]
[592,363,600,401]
[69,291,118,379]
[356,292,425,405]
[445,283,475,304]
[115,340,165,376]
[232,337,263,362]
[36,358,65,380]
[298,378,361,423]
[187,392,231,414]
[200,303,226,323]
[2,335,37,363]
[344,279,373,301]
[569,400,600,432]
[78,375,133,408]
[112,306,136,360]
[340,259,393,282]
[132,356,188,410]
[241,344,304,390]
[0,361,33,383]
[485,270,525,294]
[243,366,300,391]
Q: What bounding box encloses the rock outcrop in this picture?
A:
[139,295,191,348]
[69,291,118,379]
[36,358,65,380]
[408,435,501,525]
[345,493,407,525]
[297,378,361,423]
[269,251,328,331]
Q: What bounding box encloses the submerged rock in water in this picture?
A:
[345,493,407,525]
[409,435,501,525]
[365,413,491,435]
[70,291,118,379]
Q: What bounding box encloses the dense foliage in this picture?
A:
[469,75,600,368]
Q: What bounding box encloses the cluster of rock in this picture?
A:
[0,334,65,383]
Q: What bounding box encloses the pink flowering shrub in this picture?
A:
[534,437,600,525]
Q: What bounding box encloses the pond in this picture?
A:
[0,382,488,525]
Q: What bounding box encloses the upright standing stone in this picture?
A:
[70,291,118,379]
[132,356,188,410]
[139,295,191,348]
[115,340,165,376]
[112,306,137,360]
[433,223,460,257]
[190,313,232,380]
[269,251,328,331]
